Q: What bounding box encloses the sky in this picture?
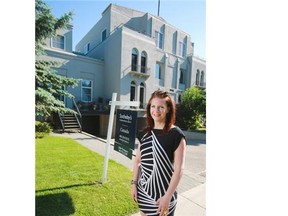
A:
[45,0,206,59]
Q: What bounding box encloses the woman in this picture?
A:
[131,90,186,216]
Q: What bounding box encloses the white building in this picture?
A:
[40,3,206,135]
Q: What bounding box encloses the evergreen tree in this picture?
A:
[35,0,78,119]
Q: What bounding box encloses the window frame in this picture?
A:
[196,70,200,85]
[140,51,147,73]
[102,29,107,42]
[84,43,90,55]
[131,48,138,71]
[155,62,162,79]
[179,41,186,58]
[51,35,65,50]
[155,30,164,49]
[81,79,93,102]
[130,81,137,101]
[139,82,145,108]
[180,69,185,84]
[200,70,205,86]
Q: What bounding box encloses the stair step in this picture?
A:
[63,117,76,119]
[64,120,78,122]
[59,112,81,132]
[65,126,80,129]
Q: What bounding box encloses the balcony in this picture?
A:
[127,65,150,79]
[194,82,206,89]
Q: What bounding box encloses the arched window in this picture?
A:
[139,82,146,108]
[130,81,136,101]
[141,51,147,73]
[131,48,138,71]
[178,94,182,103]
[200,71,205,87]
[180,69,184,84]
[196,69,200,85]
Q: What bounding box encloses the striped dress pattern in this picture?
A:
[137,129,180,216]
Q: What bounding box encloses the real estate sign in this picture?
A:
[114,109,137,159]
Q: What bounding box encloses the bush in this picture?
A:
[176,86,206,130]
[35,121,52,138]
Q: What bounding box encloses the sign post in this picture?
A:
[101,92,139,184]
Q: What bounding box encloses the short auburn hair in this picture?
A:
[146,90,176,133]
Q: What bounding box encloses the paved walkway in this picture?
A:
[52,131,206,216]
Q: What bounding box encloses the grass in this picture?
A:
[36,135,138,216]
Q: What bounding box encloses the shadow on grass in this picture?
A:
[36,182,102,215]
[36,181,101,193]
[36,192,75,216]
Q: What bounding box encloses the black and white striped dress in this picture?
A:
[136,127,185,216]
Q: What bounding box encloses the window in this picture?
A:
[84,43,90,55]
[196,70,200,85]
[140,82,145,108]
[102,29,107,41]
[81,80,93,102]
[52,35,64,49]
[141,51,147,73]
[200,71,205,86]
[155,62,161,79]
[178,94,182,103]
[131,48,138,71]
[180,69,185,84]
[155,30,163,49]
[172,32,177,55]
[179,41,186,57]
[172,67,177,88]
[130,81,136,101]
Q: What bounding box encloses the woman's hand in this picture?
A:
[156,194,171,216]
[131,184,138,203]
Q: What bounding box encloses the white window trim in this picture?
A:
[51,35,65,50]
[81,79,93,102]
[155,30,164,49]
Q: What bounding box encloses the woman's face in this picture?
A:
[150,97,169,124]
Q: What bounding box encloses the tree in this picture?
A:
[35,0,79,120]
[176,86,206,130]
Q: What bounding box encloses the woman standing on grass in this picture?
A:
[131,90,186,216]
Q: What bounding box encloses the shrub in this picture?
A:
[176,86,206,130]
[35,121,52,138]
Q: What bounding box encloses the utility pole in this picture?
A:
[157,0,160,16]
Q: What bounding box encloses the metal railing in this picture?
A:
[58,112,65,133]
[72,98,82,132]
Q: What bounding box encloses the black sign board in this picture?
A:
[114,109,137,159]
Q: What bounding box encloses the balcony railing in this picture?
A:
[127,65,150,79]
[194,82,206,88]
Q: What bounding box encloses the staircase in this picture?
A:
[59,113,82,133]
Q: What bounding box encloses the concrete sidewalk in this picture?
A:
[52,131,206,216]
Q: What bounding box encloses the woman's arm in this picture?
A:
[131,142,141,202]
[156,137,186,214]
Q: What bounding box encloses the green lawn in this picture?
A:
[36,135,138,216]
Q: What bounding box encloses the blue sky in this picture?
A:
[45,0,206,59]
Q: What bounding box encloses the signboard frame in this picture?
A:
[114,109,138,159]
